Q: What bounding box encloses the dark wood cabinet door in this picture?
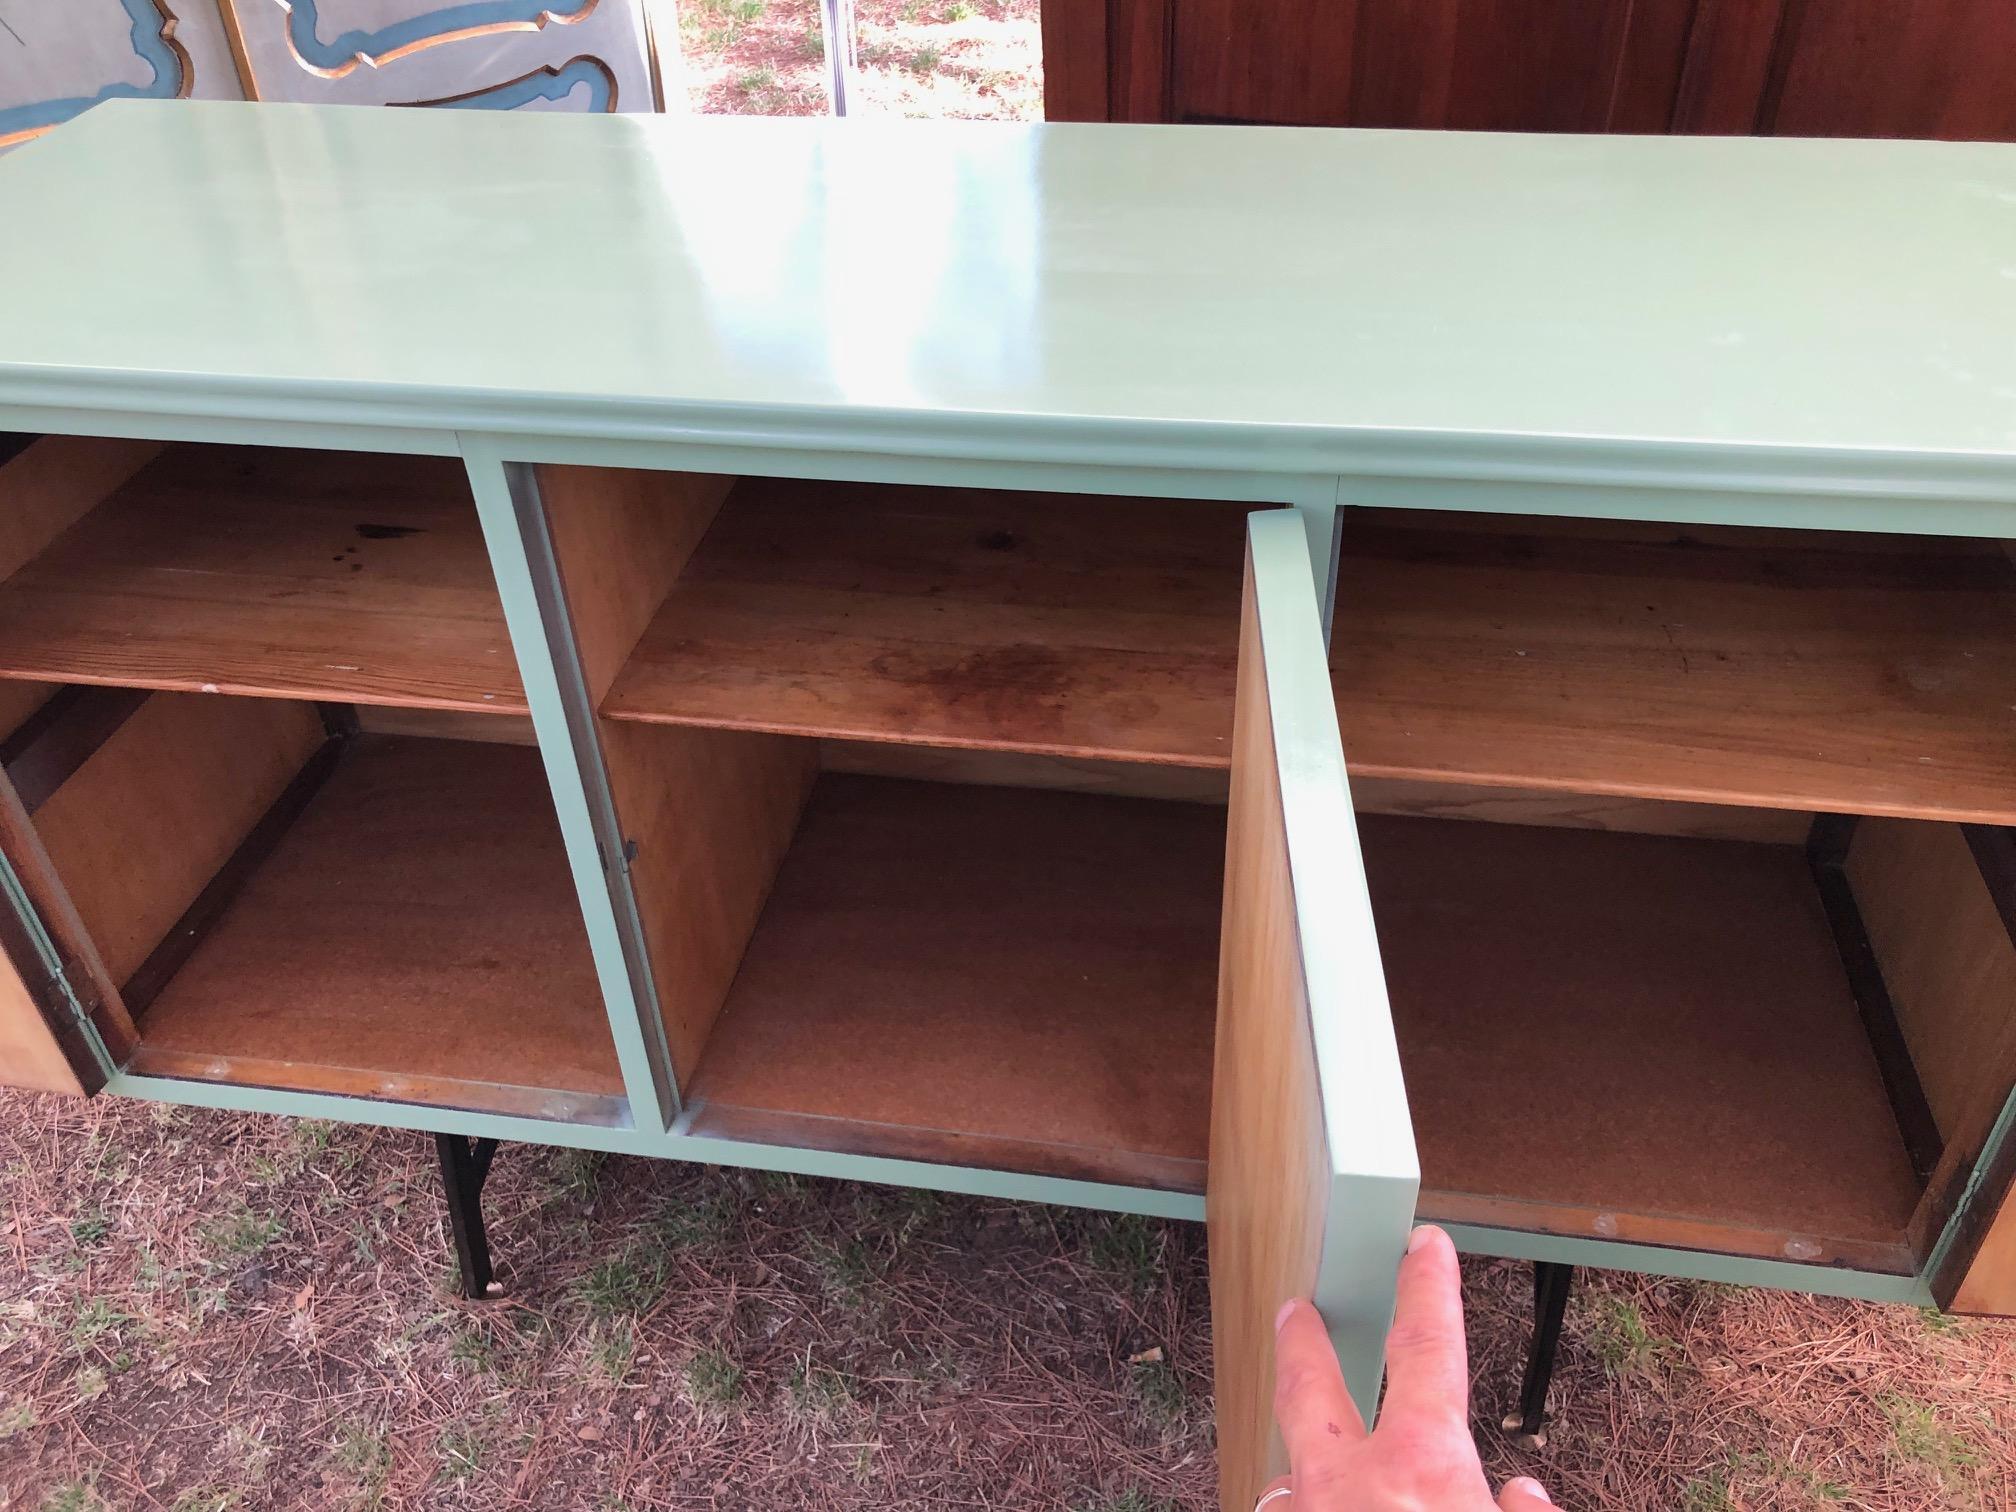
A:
[1760,0,2016,140]
[1048,0,2016,141]
[1045,0,1699,127]
[1155,0,1696,129]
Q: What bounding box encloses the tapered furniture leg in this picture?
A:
[435,1133,501,1299]
[1502,1261,1572,1447]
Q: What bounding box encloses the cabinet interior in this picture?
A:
[596,472,1257,766]
[0,440,523,713]
[539,463,1257,1189]
[548,465,2016,1273]
[0,439,623,1124]
[1346,508,2016,1274]
[4,439,2013,1274]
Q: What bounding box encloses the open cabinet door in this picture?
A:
[0,807,115,1096]
[1930,1096,2016,1317]
[1211,509,1420,1512]
[0,684,135,1099]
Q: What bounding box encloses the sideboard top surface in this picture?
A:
[3,101,2015,493]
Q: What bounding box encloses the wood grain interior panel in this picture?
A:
[128,736,625,1121]
[0,772,138,1064]
[1944,1094,2016,1315]
[821,738,1231,804]
[1952,1185,2016,1317]
[0,436,164,584]
[534,462,804,1091]
[682,774,1222,1188]
[1363,815,1924,1269]
[0,681,58,742]
[353,707,537,745]
[535,464,733,703]
[1332,510,2016,822]
[32,694,327,988]
[1208,566,1327,1512]
[603,479,1252,767]
[0,949,84,1096]
[1847,821,2016,1157]
[1349,775,1810,844]
[1850,820,2016,1307]
[608,721,816,1086]
[0,446,525,714]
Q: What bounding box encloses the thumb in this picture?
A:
[1499,1476,1555,1509]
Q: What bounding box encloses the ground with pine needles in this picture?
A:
[0,1093,2011,1509]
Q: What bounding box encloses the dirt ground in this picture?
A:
[670,0,1042,119]
[0,1092,2011,1509]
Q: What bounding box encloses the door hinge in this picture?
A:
[37,955,113,1076]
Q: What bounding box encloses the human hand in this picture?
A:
[1263,1226,1555,1510]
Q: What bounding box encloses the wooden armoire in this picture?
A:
[1043,0,2016,140]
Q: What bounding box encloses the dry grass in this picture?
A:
[1,1091,2011,1509]
[668,0,1041,120]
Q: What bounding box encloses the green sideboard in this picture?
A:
[2,100,2015,1511]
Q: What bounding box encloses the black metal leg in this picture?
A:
[435,1133,501,1300]
[1501,1262,1572,1446]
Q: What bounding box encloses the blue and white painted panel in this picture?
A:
[226,0,656,111]
[0,0,244,147]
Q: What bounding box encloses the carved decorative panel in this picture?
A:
[219,0,656,110]
[0,0,245,148]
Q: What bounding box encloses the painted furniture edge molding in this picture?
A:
[4,104,2016,527]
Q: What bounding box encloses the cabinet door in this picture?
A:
[1210,509,1419,1512]
[0,819,110,1097]
[1931,1104,2016,1317]
[1049,0,1699,128]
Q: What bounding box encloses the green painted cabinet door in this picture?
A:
[1209,509,1420,1512]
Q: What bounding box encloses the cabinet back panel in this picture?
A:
[1348,775,1810,844]
[820,738,1233,804]
[0,682,57,744]
[820,744,1823,840]
[0,435,163,585]
[353,706,538,746]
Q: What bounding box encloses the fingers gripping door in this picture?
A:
[1210,509,1420,1512]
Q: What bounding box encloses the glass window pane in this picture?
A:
[848,0,1042,119]
[671,0,835,115]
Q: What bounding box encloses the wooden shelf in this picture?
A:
[601,479,1251,767]
[1363,813,1923,1269]
[0,446,525,714]
[1334,513,2016,823]
[127,736,626,1123]
[682,775,1224,1190]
